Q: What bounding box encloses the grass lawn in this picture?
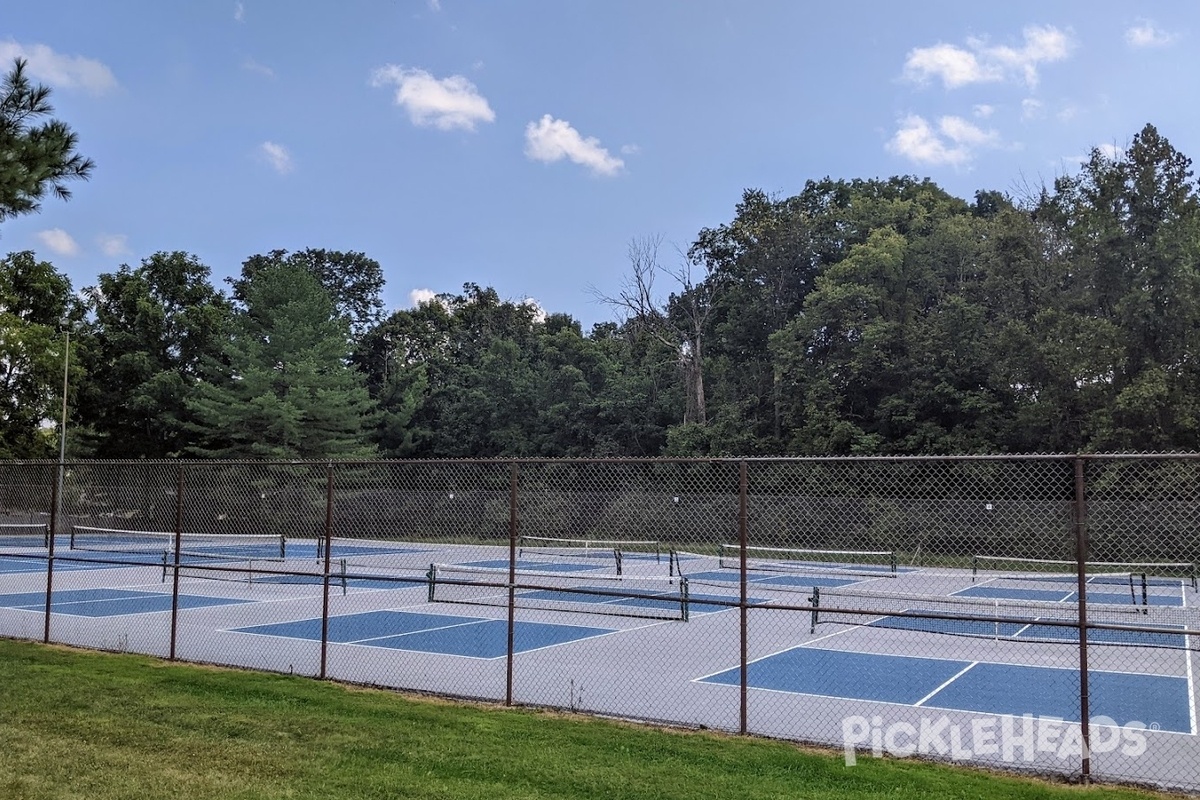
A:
[0,638,1171,800]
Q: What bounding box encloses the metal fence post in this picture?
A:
[739,459,749,735]
[1074,456,1092,783]
[43,463,59,644]
[320,462,334,680]
[506,460,519,706]
[168,462,185,660]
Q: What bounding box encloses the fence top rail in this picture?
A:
[4,452,1200,467]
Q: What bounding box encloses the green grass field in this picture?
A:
[0,638,1171,800]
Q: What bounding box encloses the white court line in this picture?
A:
[913,661,979,707]
[1183,587,1197,735]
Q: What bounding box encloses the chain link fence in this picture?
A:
[0,456,1196,793]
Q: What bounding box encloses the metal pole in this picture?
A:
[320,463,334,680]
[56,326,69,529]
[168,464,184,660]
[1074,457,1092,783]
[43,463,59,644]
[739,460,749,735]
[506,461,519,706]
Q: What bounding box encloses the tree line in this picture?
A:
[3,60,1199,460]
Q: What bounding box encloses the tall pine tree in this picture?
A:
[187,263,377,460]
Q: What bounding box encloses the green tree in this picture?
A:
[1037,124,1200,449]
[78,252,232,458]
[0,58,94,227]
[234,249,385,339]
[187,263,377,460]
[0,251,82,457]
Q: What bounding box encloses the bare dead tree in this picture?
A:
[591,234,715,425]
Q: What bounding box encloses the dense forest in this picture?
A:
[2,53,1198,460]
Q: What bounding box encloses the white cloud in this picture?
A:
[1056,104,1081,122]
[903,25,1072,89]
[903,44,994,89]
[96,234,130,257]
[1097,143,1124,160]
[620,143,642,155]
[973,104,995,118]
[0,41,117,95]
[1126,20,1178,48]
[259,141,294,174]
[1021,98,1044,120]
[886,114,999,167]
[524,115,624,177]
[409,288,439,307]
[520,297,547,324]
[242,58,274,78]
[427,0,441,11]
[234,2,245,22]
[370,66,495,132]
[36,228,80,257]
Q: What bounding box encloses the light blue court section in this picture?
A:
[958,585,1183,608]
[699,647,1192,733]
[0,587,250,617]
[460,559,604,573]
[683,570,858,589]
[233,610,613,658]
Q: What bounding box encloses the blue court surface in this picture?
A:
[699,647,1194,734]
[0,587,250,617]
[234,610,615,659]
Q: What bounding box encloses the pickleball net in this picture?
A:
[426,562,692,621]
[971,555,1197,590]
[0,522,50,548]
[517,535,662,575]
[70,525,287,559]
[674,544,899,578]
[807,585,1200,649]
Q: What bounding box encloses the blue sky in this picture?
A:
[3,1,1197,330]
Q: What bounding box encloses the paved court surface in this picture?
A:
[2,534,1197,791]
